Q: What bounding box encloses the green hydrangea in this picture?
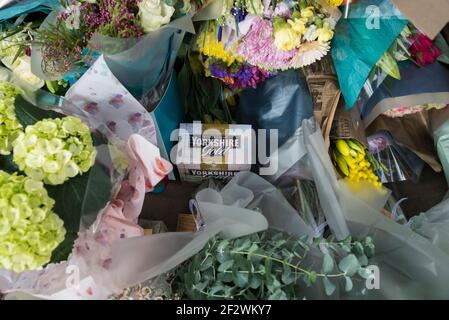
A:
[0,81,23,155]
[0,170,66,273]
[13,116,97,185]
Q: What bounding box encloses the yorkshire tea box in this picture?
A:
[176,122,253,183]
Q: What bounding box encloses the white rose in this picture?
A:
[138,0,175,33]
[11,57,44,92]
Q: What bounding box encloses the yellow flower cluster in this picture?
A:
[197,29,240,66]
[326,0,344,6]
[332,139,382,188]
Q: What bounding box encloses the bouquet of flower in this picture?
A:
[0,80,106,272]
[0,54,173,298]
[196,0,341,90]
[0,0,194,101]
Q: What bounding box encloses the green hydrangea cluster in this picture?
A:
[0,170,66,273]
[13,116,97,185]
[0,81,23,155]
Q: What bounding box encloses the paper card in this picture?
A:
[392,0,449,39]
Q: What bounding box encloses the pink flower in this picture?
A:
[409,32,441,66]
[236,17,296,70]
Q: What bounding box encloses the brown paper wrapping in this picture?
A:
[392,0,449,39]
[303,57,341,149]
[330,103,368,145]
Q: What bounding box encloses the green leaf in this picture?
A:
[217,272,233,283]
[338,254,360,277]
[216,240,229,253]
[344,276,353,292]
[218,260,234,272]
[233,270,249,288]
[249,274,262,289]
[322,277,336,296]
[234,238,252,252]
[322,253,334,274]
[268,289,288,300]
[0,154,19,174]
[358,267,372,280]
[194,281,209,292]
[200,256,214,271]
[49,231,78,263]
[357,255,369,267]
[46,163,112,233]
[266,274,281,293]
[281,264,295,285]
[435,33,449,65]
[208,283,225,296]
[14,95,63,128]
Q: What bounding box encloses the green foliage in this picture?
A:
[177,48,235,124]
[174,231,375,300]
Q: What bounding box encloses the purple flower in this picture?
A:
[368,136,388,154]
[209,62,271,90]
[236,17,296,70]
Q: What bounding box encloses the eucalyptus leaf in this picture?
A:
[281,264,295,285]
[233,270,249,288]
[322,277,336,296]
[218,260,234,272]
[217,272,233,283]
[268,289,288,300]
[322,253,334,274]
[338,254,360,277]
[249,274,262,289]
[344,276,353,292]
[200,256,214,271]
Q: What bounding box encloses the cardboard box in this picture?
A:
[176,122,253,183]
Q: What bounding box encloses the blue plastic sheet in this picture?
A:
[0,0,58,21]
[237,70,313,152]
[331,0,408,109]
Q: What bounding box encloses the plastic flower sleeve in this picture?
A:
[271,118,449,298]
[89,15,195,102]
[367,131,425,183]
